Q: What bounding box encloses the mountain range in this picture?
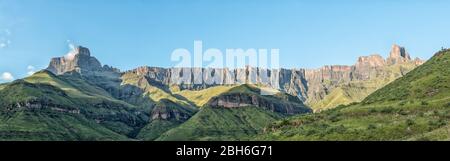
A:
[1,44,447,141]
[46,44,423,111]
[259,48,450,141]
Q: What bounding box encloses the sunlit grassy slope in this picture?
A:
[309,63,418,111]
[24,71,134,107]
[0,107,129,141]
[136,99,196,141]
[0,80,131,140]
[120,72,194,108]
[174,86,236,107]
[157,106,281,141]
[0,71,149,140]
[259,49,450,141]
[157,84,311,141]
[0,83,7,91]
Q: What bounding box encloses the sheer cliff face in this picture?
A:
[46,44,424,110]
[387,44,411,65]
[207,92,311,115]
[46,46,118,75]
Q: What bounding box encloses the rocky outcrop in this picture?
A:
[387,44,411,65]
[414,57,425,65]
[356,54,386,67]
[150,99,194,121]
[7,99,81,114]
[123,66,281,90]
[46,46,118,75]
[207,93,311,115]
[128,66,170,84]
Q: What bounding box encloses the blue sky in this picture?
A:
[1,0,450,82]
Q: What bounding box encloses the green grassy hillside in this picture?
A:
[136,99,196,140]
[157,106,282,141]
[120,72,194,108]
[259,49,450,141]
[0,71,150,140]
[0,83,7,91]
[157,84,311,141]
[174,86,235,107]
[309,63,418,111]
[0,80,130,140]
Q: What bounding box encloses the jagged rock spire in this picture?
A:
[46,46,104,75]
[387,44,412,64]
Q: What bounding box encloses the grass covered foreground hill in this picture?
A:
[0,71,149,140]
[157,84,312,141]
[136,99,196,140]
[309,58,419,112]
[259,49,450,141]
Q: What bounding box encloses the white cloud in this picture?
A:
[27,65,35,70]
[0,40,11,48]
[27,65,36,76]
[65,51,77,60]
[27,71,35,76]
[67,39,76,50]
[69,43,75,50]
[65,40,77,60]
[1,72,14,82]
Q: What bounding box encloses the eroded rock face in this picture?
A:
[126,66,170,85]
[46,46,118,75]
[7,100,81,114]
[150,99,193,121]
[356,54,386,67]
[387,44,411,65]
[414,57,425,65]
[207,93,311,115]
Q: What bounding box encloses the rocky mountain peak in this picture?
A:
[356,54,386,67]
[387,44,412,64]
[63,46,91,60]
[46,46,107,75]
[73,46,90,55]
[413,57,425,66]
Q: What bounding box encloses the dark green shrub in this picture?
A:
[398,109,408,115]
[367,124,377,130]
[406,119,415,126]
[427,119,447,131]
[348,102,359,106]
[279,119,290,127]
[305,129,318,136]
[326,125,347,134]
[380,107,394,114]
[315,123,330,130]
[421,101,429,106]
[418,112,424,117]
[327,113,340,122]
[335,104,347,109]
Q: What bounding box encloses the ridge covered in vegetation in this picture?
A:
[258,49,450,141]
